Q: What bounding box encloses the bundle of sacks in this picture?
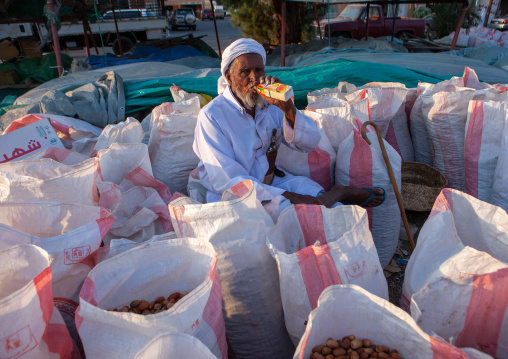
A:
[293,81,407,268]
[405,67,508,212]
[0,88,214,358]
[402,188,508,358]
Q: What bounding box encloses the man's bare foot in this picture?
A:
[317,185,384,208]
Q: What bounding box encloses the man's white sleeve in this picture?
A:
[193,112,286,200]
[281,110,321,152]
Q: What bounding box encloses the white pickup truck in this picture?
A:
[37,9,168,55]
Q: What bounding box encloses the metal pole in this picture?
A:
[327,0,330,47]
[47,0,63,77]
[391,2,399,41]
[314,3,322,40]
[209,0,221,58]
[84,18,99,55]
[450,3,467,51]
[83,18,90,57]
[365,3,370,41]
[483,0,494,27]
[111,0,123,54]
[281,0,286,67]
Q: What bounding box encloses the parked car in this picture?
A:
[102,9,157,20]
[312,4,425,39]
[225,9,231,17]
[170,8,196,30]
[488,14,508,31]
[201,8,214,20]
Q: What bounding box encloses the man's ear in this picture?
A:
[225,70,232,86]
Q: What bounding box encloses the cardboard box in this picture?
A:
[0,38,19,61]
[256,83,294,101]
[0,118,65,164]
[17,37,41,57]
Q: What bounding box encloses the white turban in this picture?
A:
[217,38,266,94]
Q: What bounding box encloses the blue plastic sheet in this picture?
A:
[86,45,207,69]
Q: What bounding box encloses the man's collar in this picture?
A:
[223,86,270,114]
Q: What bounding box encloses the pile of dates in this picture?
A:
[310,335,403,359]
[110,292,185,315]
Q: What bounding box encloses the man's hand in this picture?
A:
[258,75,297,128]
[282,191,324,206]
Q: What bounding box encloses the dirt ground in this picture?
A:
[385,210,431,307]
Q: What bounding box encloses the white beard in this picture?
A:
[232,82,264,110]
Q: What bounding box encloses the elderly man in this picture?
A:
[193,38,384,215]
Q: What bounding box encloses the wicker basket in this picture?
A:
[401,162,448,212]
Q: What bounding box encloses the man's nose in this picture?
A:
[249,70,258,83]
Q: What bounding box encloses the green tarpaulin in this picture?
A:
[0,53,73,84]
[124,57,451,114]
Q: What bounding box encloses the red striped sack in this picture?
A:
[0,244,79,359]
[464,100,508,202]
[402,189,508,313]
[169,180,295,359]
[294,285,492,359]
[346,86,414,161]
[0,203,114,345]
[76,238,226,359]
[266,204,388,345]
[421,86,476,191]
[276,111,336,191]
[412,267,508,358]
[335,129,402,268]
[95,143,173,244]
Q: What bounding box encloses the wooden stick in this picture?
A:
[361,121,416,251]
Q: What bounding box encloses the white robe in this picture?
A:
[193,86,324,216]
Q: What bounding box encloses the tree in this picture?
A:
[224,0,325,44]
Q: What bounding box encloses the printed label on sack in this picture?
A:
[64,245,91,265]
[54,298,79,319]
[344,260,367,281]
[0,326,37,359]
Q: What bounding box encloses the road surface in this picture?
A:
[67,17,243,59]
[170,17,243,55]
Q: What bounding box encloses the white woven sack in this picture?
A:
[134,331,217,359]
[76,238,227,359]
[0,244,79,359]
[464,100,508,202]
[410,78,465,165]
[100,186,173,244]
[411,267,508,358]
[294,285,492,359]
[491,122,508,211]
[148,98,201,195]
[95,142,171,202]
[347,87,414,161]
[169,180,295,359]
[96,232,177,263]
[24,148,90,165]
[0,157,97,205]
[422,86,475,191]
[266,204,388,345]
[307,86,352,105]
[90,117,145,156]
[402,189,508,313]
[276,111,336,191]
[307,106,356,152]
[335,129,402,268]
[0,202,114,345]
